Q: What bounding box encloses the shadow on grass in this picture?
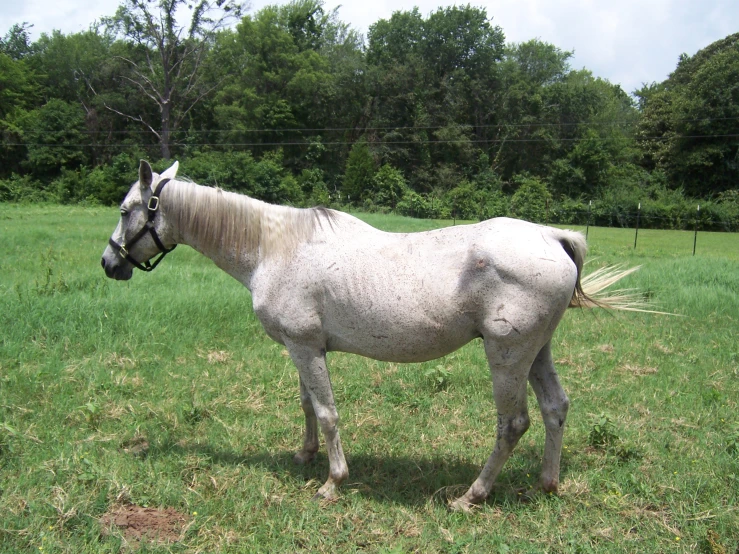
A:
[146,438,546,508]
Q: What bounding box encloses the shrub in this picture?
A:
[445,181,481,220]
[396,190,431,218]
[509,174,552,223]
[372,164,408,209]
[480,190,509,220]
[0,173,52,202]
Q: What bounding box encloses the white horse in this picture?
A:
[102,160,641,510]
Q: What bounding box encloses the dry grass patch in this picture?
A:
[619,363,658,376]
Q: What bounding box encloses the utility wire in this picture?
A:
[8,133,739,148]
[11,116,739,135]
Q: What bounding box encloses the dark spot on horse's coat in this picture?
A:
[494,318,520,335]
[476,259,486,268]
[327,262,336,270]
[372,335,389,340]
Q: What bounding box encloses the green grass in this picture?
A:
[1,203,738,553]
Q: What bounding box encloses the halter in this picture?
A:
[108,178,176,272]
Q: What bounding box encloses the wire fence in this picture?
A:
[544,205,737,231]
[537,202,737,256]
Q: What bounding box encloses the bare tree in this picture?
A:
[104,0,246,159]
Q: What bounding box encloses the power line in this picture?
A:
[7,133,739,148]
[12,116,739,135]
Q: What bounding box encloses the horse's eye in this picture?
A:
[120,208,129,217]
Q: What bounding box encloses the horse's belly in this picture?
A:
[325,318,480,363]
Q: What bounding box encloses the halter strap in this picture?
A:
[109,178,177,272]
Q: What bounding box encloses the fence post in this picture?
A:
[586,200,591,239]
[693,204,700,256]
[634,203,641,249]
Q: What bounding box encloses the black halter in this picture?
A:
[108,178,176,272]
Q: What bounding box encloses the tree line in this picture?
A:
[1,0,738,229]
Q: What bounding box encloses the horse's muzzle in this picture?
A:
[101,257,133,280]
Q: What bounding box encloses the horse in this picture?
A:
[101,160,642,511]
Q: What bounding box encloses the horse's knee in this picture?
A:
[315,405,340,432]
[499,413,530,444]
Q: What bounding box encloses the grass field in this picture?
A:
[1,203,738,553]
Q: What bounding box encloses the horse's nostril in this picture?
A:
[101,258,106,268]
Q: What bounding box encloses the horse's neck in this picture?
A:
[163,181,315,285]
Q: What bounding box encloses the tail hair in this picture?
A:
[557,230,663,313]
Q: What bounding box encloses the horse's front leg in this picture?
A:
[293,376,319,465]
[286,341,348,500]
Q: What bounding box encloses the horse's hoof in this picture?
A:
[517,484,556,503]
[293,451,316,465]
[311,490,338,503]
[449,496,476,513]
[540,479,559,494]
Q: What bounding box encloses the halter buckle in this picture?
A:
[148,196,160,212]
[119,245,129,258]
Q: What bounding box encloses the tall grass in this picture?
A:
[1,204,737,553]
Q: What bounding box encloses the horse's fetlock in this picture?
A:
[469,482,489,502]
[330,467,349,485]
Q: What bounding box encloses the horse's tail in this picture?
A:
[556,229,647,312]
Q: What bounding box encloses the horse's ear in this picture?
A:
[139,160,153,190]
[160,160,179,181]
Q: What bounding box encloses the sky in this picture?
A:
[2,0,737,94]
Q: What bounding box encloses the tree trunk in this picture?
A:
[161,100,171,160]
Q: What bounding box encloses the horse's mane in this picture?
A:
[164,179,337,258]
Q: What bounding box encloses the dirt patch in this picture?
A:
[121,437,150,458]
[101,504,190,544]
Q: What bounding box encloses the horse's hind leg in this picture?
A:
[286,341,348,500]
[450,339,532,511]
[293,376,319,465]
[528,341,569,493]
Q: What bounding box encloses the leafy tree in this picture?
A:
[27,30,127,166]
[103,0,244,159]
[212,0,363,181]
[0,24,44,177]
[20,99,89,179]
[636,33,739,195]
[366,6,505,191]
[0,52,41,176]
[0,23,34,59]
[342,138,376,203]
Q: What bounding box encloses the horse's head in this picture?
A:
[101,159,179,280]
